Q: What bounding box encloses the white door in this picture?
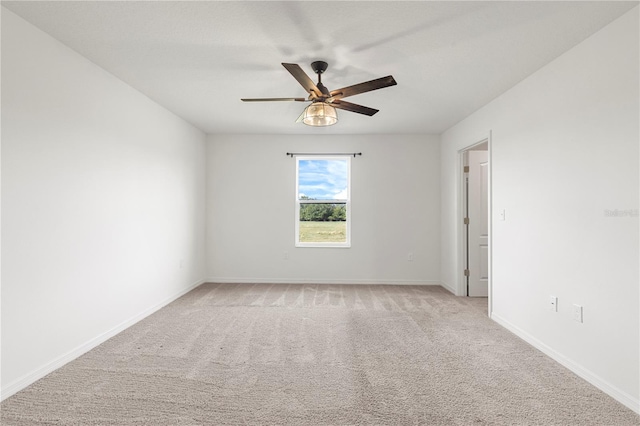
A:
[467,150,489,297]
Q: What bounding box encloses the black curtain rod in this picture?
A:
[286,152,362,158]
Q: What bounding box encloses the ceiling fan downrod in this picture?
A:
[311,61,330,97]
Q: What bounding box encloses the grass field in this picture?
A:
[299,221,346,243]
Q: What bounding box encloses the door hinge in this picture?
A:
[464,217,469,225]
[464,269,470,277]
[463,166,469,173]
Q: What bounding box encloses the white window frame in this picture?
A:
[295,155,351,248]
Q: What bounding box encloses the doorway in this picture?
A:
[460,140,490,302]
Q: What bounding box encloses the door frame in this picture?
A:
[457,133,493,315]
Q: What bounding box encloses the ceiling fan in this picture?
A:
[241,61,397,126]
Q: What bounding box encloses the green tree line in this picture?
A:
[299,202,346,222]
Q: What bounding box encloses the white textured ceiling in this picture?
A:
[3,1,637,134]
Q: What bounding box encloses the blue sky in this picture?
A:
[298,159,348,200]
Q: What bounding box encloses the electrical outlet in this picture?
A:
[408,252,413,262]
[499,209,506,221]
[549,296,557,312]
[573,304,583,323]
[283,251,289,260]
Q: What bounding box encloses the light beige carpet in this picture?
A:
[2,283,638,425]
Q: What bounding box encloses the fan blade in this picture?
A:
[331,100,379,116]
[241,97,308,102]
[330,75,397,100]
[282,63,322,98]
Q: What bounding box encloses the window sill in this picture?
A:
[295,242,351,248]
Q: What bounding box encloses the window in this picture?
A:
[295,156,350,247]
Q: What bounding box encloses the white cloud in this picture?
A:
[333,188,348,200]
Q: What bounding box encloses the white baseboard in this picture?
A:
[491,313,640,415]
[204,277,441,286]
[1,278,205,402]
[439,281,457,295]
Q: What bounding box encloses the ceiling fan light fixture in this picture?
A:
[302,102,338,127]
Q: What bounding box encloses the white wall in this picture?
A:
[206,134,440,284]
[1,9,207,398]
[441,7,639,412]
